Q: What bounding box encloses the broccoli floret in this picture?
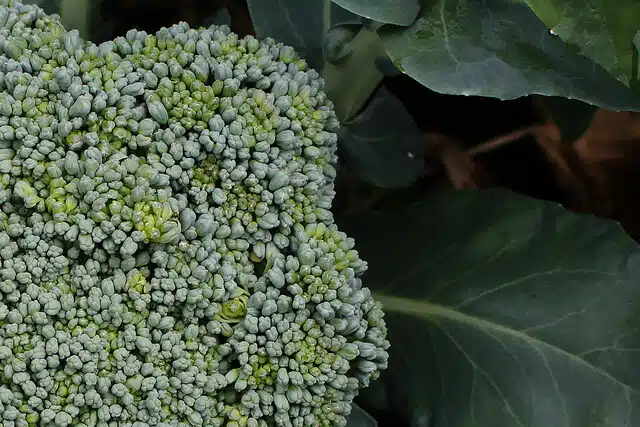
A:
[0,1,389,426]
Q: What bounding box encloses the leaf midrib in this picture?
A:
[374,293,639,393]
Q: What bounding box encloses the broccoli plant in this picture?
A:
[0,0,637,426]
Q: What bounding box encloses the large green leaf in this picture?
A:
[338,86,424,188]
[522,0,640,88]
[322,27,385,121]
[378,0,640,111]
[342,189,640,427]
[330,0,419,26]
[246,0,358,69]
[247,0,324,69]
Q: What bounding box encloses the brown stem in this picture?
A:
[467,125,541,156]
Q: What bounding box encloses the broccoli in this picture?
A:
[0,1,390,426]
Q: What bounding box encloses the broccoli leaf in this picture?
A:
[322,27,385,122]
[343,188,640,427]
[330,0,419,26]
[247,0,324,69]
[522,0,640,89]
[346,404,378,426]
[378,0,640,111]
[375,56,402,76]
[246,0,358,70]
[323,22,363,65]
[339,87,424,188]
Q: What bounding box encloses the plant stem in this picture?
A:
[467,125,541,156]
[322,28,385,122]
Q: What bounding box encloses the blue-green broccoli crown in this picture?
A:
[0,1,389,426]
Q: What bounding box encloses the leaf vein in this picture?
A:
[439,0,459,64]
[429,234,527,300]
[377,295,640,393]
[436,321,527,427]
[482,326,536,417]
[531,343,570,427]
[454,268,615,309]
[521,279,614,333]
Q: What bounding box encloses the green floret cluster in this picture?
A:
[0,1,389,426]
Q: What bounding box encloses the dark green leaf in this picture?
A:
[323,22,362,65]
[343,189,640,427]
[346,404,378,427]
[246,0,361,70]
[330,0,419,26]
[246,0,326,69]
[375,56,402,76]
[322,28,385,121]
[339,87,424,188]
[522,0,640,89]
[535,96,597,143]
[378,0,640,111]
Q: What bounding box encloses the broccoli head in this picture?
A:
[0,1,389,426]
